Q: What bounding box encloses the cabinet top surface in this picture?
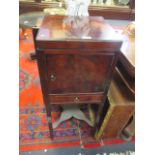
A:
[36,15,123,42]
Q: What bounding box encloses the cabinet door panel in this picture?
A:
[46,54,114,93]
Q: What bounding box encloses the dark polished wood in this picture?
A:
[115,67,135,94]
[89,7,131,20]
[48,93,104,105]
[36,16,123,42]
[30,27,39,60]
[120,35,135,77]
[46,54,114,94]
[34,15,123,139]
[19,0,135,20]
[117,30,135,94]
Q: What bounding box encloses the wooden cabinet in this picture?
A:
[34,15,123,138]
[19,0,135,20]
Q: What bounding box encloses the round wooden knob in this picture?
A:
[74,97,80,103]
[50,74,56,81]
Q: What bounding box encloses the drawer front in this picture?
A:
[48,93,104,104]
[46,54,115,94]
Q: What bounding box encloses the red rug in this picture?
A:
[19,28,130,152]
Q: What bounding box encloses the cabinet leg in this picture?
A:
[46,106,53,139]
[96,104,103,124]
[96,97,107,127]
[47,116,53,139]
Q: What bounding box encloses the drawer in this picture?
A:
[48,93,104,104]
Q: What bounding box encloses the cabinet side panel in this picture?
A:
[101,105,134,139]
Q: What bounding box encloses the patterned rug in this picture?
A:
[19,28,129,152]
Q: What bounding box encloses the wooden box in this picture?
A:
[95,70,135,140]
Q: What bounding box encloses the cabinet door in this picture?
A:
[46,54,115,94]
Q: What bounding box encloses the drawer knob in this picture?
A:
[50,74,56,81]
[74,97,80,103]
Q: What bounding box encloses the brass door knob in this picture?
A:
[74,97,80,103]
[50,74,56,81]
